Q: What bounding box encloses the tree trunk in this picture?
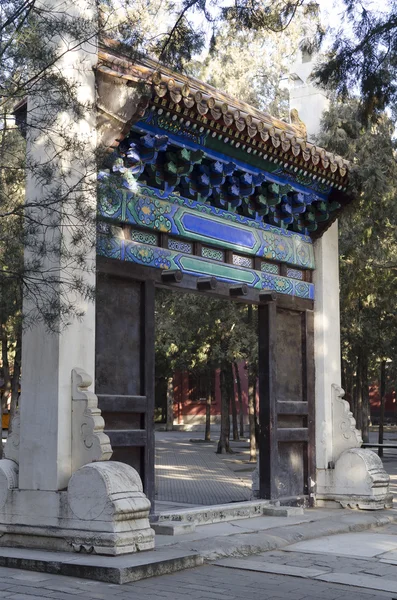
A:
[346,362,354,414]
[234,361,245,438]
[217,369,232,454]
[205,370,214,442]
[0,325,10,460]
[355,352,363,431]
[8,323,21,436]
[1,325,11,411]
[230,363,239,441]
[361,354,370,443]
[341,354,346,393]
[378,360,386,458]
[248,368,256,462]
[166,376,174,432]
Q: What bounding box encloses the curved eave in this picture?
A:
[98,39,350,188]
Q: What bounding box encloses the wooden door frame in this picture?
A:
[97,256,315,507]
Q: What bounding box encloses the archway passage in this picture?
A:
[154,287,257,508]
[95,257,315,511]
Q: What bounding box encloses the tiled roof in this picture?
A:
[98,39,350,191]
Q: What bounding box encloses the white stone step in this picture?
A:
[152,500,304,533]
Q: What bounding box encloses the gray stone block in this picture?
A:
[0,548,203,585]
[151,522,196,536]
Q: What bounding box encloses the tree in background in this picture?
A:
[155,290,258,453]
[190,2,319,119]
[314,0,397,122]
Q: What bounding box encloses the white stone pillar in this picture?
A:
[313,221,341,475]
[18,0,97,491]
[0,2,155,553]
[289,50,329,141]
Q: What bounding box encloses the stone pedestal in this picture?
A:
[0,461,154,555]
[0,370,155,554]
[315,384,392,509]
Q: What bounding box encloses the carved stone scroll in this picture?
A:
[71,368,112,473]
[331,384,362,462]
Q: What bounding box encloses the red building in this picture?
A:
[156,363,259,429]
[369,383,396,423]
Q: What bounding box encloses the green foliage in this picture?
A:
[155,289,257,380]
[190,3,319,118]
[314,1,397,121]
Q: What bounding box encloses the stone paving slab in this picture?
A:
[156,509,397,560]
[284,531,397,559]
[316,572,397,594]
[215,558,330,578]
[215,554,397,595]
[0,563,392,600]
[0,547,203,584]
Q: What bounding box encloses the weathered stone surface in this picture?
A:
[331,384,363,462]
[331,448,393,510]
[155,500,271,526]
[71,368,112,472]
[317,447,392,510]
[0,462,154,555]
[151,522,196,536]
[0,546,203,584]
[0,460,18,510]
[67,461,155,553]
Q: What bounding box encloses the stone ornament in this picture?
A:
[316,384,392,510]
[3,412,20,465]
[331,384,363,462]
[0,459,18,510]
[71,368,112,472]
[332,448,393,510]
[67,461,154,554]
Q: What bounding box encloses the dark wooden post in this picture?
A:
[378,359,386,459]
[258,298,277,499]
[304,309,316,505]
[142,279,155,508]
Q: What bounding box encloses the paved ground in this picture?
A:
[2,528,397,599]
[0,430,395,597]
[155,431,254,505]
[155,430,397,507]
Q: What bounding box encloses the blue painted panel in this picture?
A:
[180,212,258,251]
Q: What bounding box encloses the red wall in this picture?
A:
[369,383,396,416]
[173,362,257,423]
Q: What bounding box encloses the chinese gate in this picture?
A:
[94,45,350,509]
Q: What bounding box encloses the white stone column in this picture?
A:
[18,0,97,491]
[313,221,341,476]
[289,49,329,141]
[0,1,156,553]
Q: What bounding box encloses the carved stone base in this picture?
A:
[316,448,393,510]
[0,460,155,555]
